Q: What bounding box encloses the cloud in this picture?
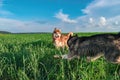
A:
[0,18,55,33]
[89,18,94,24]
[107,16,120,28]
[72,14,120,32]
[71,0,120,32]
[0,18,26,32]
[82,0,120,17]
[54,9,77,24]
[99,16,106,26]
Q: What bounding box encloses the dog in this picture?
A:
[52,28,73,48]
[54,33,120,64]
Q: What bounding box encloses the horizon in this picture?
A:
[0,0,120,33]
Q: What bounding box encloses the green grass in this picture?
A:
[0,33,120,80]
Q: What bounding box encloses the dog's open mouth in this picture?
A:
[54,37,59,40]
[55,36,59,38]
[53,34,60,40]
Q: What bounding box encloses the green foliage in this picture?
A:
[0,33,119,80]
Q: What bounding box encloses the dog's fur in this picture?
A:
[54,33,120,64]
[52,28,73,48]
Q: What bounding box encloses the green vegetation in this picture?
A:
[0,33,119,80]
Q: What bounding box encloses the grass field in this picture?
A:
[0,33,120,80]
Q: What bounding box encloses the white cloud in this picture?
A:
[0,18,26,32]
[73,15,120,32]
[72,0,120,32]
[0,16,119,33]
[106,16,120,29]
[89,18,94,24]
[99,16,106,26]
[115,21,118,25]
[54,9,77,24]
[82,0,120,17]
[0,18,55,33]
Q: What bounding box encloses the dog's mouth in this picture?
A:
[53,33,60,39]
[54,36,60,40]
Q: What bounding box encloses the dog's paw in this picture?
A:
[61,54,68,59]
[53,54,61,59]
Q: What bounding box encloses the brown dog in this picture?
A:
[52,28,73,49]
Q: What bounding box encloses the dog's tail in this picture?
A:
[67,32,73,37]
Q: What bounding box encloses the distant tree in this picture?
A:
[0,31,11,34]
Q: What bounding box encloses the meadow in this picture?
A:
[0,33,119,80]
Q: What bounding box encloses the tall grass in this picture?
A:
[0,33,119,80]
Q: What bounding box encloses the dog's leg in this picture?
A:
[115,56,120,64]
[54,51,77,60]
[61,51,78,60]
[87,53,103,62]
[53,54,75,60]
[108,56,120,64]
[104,47,120,64]
[61,54,76,60]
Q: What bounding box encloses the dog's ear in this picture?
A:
[54,27,57,30]
[69,34,72,38]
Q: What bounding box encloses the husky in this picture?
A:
[54,33,120,64]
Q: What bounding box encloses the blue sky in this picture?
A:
[0,0,120,33]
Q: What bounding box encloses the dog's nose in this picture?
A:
[56,35,59,38]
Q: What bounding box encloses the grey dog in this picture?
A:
[54,33,120,64]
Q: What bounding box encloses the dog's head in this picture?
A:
[53,28,62,40]
[67,34,78,47]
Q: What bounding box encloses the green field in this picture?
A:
[0,33,120,80]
